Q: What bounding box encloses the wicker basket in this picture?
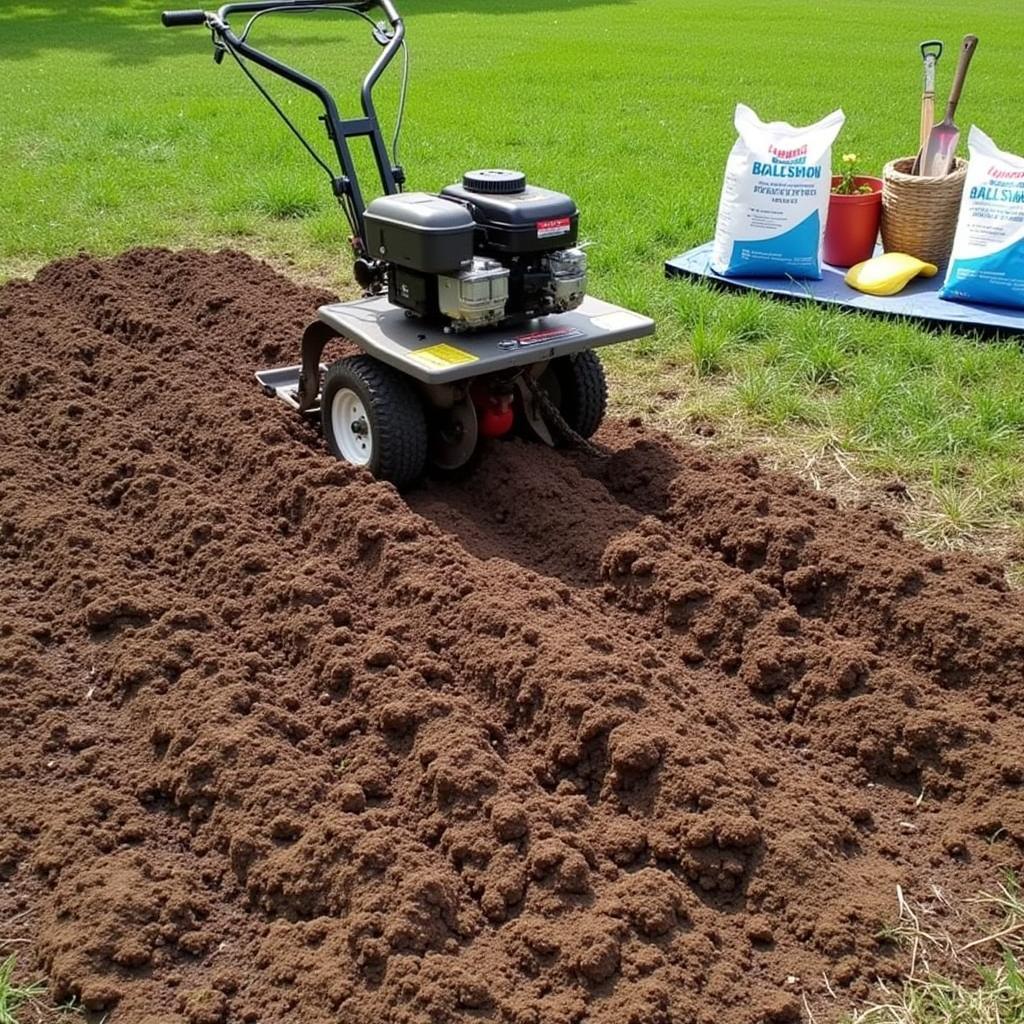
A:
[880,156,967,268]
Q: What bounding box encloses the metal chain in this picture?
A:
[525,375,608,459]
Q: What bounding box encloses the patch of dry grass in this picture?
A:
[847,875,1024,1024]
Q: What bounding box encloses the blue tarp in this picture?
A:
[665,242,1024,336]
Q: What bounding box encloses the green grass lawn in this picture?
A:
[1,0,1022,565]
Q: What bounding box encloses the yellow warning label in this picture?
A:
[408,343,479,369]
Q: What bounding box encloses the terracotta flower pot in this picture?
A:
[824,175,883,268]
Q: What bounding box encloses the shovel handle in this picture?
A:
[919,97,934,153]
[920,39,942,93]
[944,34,978,120]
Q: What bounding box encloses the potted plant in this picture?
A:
[823,153,883,267]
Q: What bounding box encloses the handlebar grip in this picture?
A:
[162,10,207,27]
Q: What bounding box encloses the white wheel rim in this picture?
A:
[331,387,373,466]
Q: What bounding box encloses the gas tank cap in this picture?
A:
[462,169,527,195]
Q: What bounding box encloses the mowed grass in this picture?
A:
[0,0,1022,563]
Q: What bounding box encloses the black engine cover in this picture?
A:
[441,175,579,255]
[364,172,583,326]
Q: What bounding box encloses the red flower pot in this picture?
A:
[824,175,883,267]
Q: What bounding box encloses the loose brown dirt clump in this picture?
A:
[1,249,1022,1024]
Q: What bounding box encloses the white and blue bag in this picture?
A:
[940,126,1024,310]
[712,104,845,279]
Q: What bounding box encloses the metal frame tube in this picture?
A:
[207,1,405,242]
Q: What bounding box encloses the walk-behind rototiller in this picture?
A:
[163,0,656,485]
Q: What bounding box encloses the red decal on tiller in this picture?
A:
[537,217,571,238]
[515,326,585,346]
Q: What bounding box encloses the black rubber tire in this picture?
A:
[547,349,608,441]
[320,355,428,487]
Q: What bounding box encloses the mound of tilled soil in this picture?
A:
[2,249,1023,1024]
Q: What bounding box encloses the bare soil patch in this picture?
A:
[1,249,1022,1024]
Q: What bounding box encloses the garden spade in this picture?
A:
[911,40,943,174]
[920,34,978,177]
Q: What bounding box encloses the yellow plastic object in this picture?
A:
[844,253,938,296]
